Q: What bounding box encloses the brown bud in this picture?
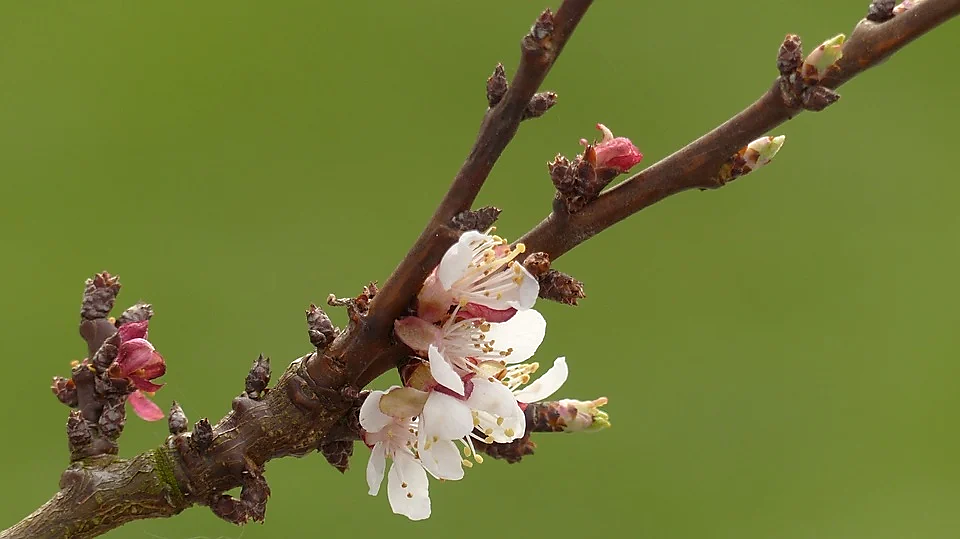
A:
[320,440,355,473]
[474,432,536,464]
[92,331,122,373]
[777,34,803,76]
[522,252,551,278]
[529,9,555,44]
[191,418,214,453]
[802,85,841,111]
[452,206,502,232]
[52,376,79,407]
[522,91,557,120]
[116,302,154,326]
[548,154,573,193]
[867,0,896,22]
[538,269,586,306]
[306,304,338,349]
[81,271,121,321]
[244,355,271,399]
[67,410,92,451]
[486,63,508,107]
[98,399,127,440]
[168,401,188,435]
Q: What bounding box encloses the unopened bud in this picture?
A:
[168,401,188,435]
[893,0,920,15]
[244,354,271,399]
[486,63,508,107]
[52,376,79,407]
[191,418,214,453]
[745,135,786,171]
[556,398,611,433]
[801,34,845,82]
[67,410,92,451]
[98,399,127,440]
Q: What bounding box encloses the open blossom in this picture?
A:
[361,387,466,520]
[110,320,166,421]
[416,230,538,323]
[395,308,546,396]
[580,123,643,173]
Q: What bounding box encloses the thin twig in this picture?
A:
[518,0,960,260]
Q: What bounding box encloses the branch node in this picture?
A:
[802,85,841,111]
[867,0,897,22]
[244,354,271,400]
[451,206,502,232]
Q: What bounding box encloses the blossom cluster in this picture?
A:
[360,230,579,520]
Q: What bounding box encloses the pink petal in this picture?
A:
[137,351,166,380]
[128,390,164,421]
[461,303,517,323]
[117,320,149,342]
[595,138,643,172]
[129,375,164,393]
[116,338,161,375]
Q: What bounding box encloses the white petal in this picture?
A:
[419,391,474,442]
[387,453,431,521]
[503,263,540,310]
[483,309,546,365]
[418,439,464,481]
[366,442,387,496]
[438,231,485,289]
[359,389,392,433]
[514,357,568,403]
[379,386,429,419]
[428,344,465,395]
[467,377,525,443]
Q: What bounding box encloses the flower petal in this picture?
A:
[462,303,517,323]
[394,317,441,354]
[502,263,540,310]
[467,377,525,443]
[416,271,455,323]
[483,309,546,365]
[379,386,429,419]
[387,452,431,521]
[116,338,157,374]
[128,390,164,421]
[514,357,568,403]
[428,345,465,395]
[366,442,387,496]
[360,389,394,433]
[418,439,464,481]
[419,391,474,442]
[136,351,166,380]
[117,320,149,342]
[437,231,485,289]
[129,376,164,393]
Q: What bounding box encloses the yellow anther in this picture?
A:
[484,436,494,444]
[462,459,474,468]
[496,417,504,426]
[484,428,493,435]
[463,446,472,457]
[516,243,526,253]
[475,455,485,464]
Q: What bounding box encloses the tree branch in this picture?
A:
[518,0,960,261]
[3,1,958,538]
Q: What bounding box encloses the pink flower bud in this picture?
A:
[580,123,643,173]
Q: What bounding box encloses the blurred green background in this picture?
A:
[2,1,958,538]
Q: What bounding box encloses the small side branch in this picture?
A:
[518,0,960,261]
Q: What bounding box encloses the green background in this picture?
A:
[2,1,958,538]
